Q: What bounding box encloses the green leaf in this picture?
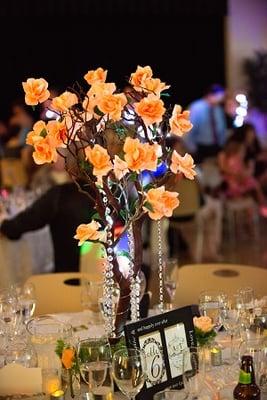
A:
[40,128,47,138]
[117,250,130,259]
[55,339,65,359]
[119,209,127,222]
[79,160,91,172]
[129,172,138,182]
[160,92,170,97]
[94,106,104,117]
[143,183,154,191]
[91,212,101,221]
[143,201,154,212]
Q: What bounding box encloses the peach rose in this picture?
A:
[85,144,112,177]
[123,137,147,172]
[113,155,129,180]
[61,348,75,369]
[22,78,50,106]
[135,94,166,126]
[169,105,193,136]
[193,316,214,333]
[26,120,47,145]
[84,67,107,85]
[143,186,180,220]
[170,151,196,180]
[88,82,116,99]
[98,93,127,121]
[130,65,153,91]
[51,91,78,112]
[74,220,104,246]
[142,78,170,97]
[32,136,58,165]
[47,120,67,146]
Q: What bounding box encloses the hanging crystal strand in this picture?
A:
[157,219,164,312]
[127,224,139,321]
[102,195,116,337]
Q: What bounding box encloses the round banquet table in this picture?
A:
[175,263,267,307]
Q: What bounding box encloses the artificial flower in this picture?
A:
[22,78,50,106]
[74,220,105,246]
[143,186,180,220]
[52,91,78,112]
[130,65,153,91]
[98,93,127,121]
[123,137,147,172]
[84,67,107,85]
[169,105,193,136]
[113,155,129,180]
[135,94,166,126]
[170,151,196,180]
[193,316,214,333]
[47,120,67,146]
[62,348,75,370]
[142,77,170,97]
[85,144,112,177]
[193,316,216,347]
[32,136,58,165]
[26,120,47,145]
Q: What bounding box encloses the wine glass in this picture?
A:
[198,290,228,332]
[163,258,179,309]
[237,287,255,336]
[112,347,147,400]
[16,282,36,324]
[77,337,112,393]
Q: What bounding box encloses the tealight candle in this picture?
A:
[50,389,65,400]
[42,369,61,394]
[210,345,222,366]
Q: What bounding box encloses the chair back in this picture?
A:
[172,178,201,217]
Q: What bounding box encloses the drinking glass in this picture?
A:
[16,282,36,324]
[81,281,103,314]
[112,347,147,400]
[237,287,255,335]
[77,337,112,394]
[198,290,228,332]
[221,295,242,364]
[0,288,20,337]
[163,258,179,309]
[182,346,205,400]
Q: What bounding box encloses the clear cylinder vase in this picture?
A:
[61,367,81,398]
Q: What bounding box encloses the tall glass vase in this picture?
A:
[61,367,81,398]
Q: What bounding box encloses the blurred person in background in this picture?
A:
[184,84,227,163]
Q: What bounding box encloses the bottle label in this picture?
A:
[239,370,252,384]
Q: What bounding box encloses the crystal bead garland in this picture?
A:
[127,224,140,321]
[102,195,116,337]
[157,219,164,312]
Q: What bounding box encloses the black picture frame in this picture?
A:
[123,305,198,400]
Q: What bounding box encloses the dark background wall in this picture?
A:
[0,0,227,120]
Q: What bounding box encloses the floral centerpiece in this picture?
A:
[55,340,80,398]
[193,316,216,347]
[22,66,196,339]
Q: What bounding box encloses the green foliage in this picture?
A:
[110,336,126,356]
[40,128,47,138]
[143,201,154,212]
[194,327,216,347]
[55,339,65,358]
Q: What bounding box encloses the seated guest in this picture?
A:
[0,181,95,272]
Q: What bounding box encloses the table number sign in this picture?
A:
[124,305,197,400]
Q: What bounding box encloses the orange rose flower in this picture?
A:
[170,151,196,180]
[123,137,147,172]
[169,105,193,136]
[61,348,75,369]
[26,120,47,145]
[85,144,112,177]
[22,78,50,106]
[98,93,127,121]
[51,91,78,112]
[143,186,180,220]
[113,155,129,180]
[130,65,153,91]
[143,143,162,171]
[88,82,116,99]
[74,220,104,246]
[135,94,166,126]
[84,67,107,85]
[142,78,170,97]
[47,120,67,146]
[32,136,58,165]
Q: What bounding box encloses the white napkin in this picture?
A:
[0,363,42,395]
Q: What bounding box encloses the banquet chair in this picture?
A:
[26,272,101,315]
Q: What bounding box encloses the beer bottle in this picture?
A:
[233,355,260,400]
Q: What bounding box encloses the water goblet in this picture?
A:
[163,258,179,309]
[198,290,228,332]
[78,337,112,394]
[16,282,36,324]
[112,347,147,400]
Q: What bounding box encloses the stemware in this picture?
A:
[198,290,228,332]
[153,389,188,400]
[112,347,147,400]
[16,282,36,324]
[0,287,20,337]
[163,258,179,309]
[77,337,112,394]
